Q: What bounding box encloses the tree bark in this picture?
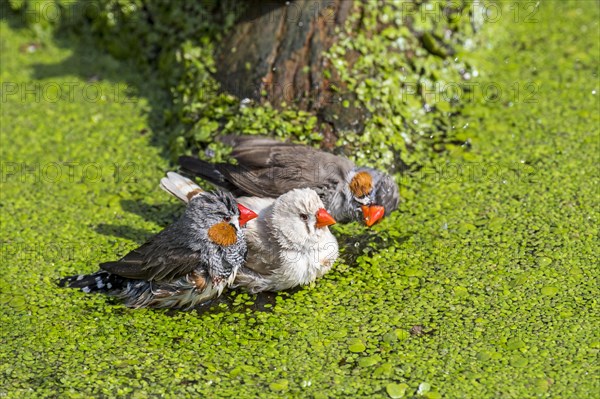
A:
[214,0,366,145]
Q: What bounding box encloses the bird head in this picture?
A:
[188,191,257,247]
[349,168,400,227]
[270,188,336,248]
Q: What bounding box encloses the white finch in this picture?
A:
[162,173,339,293]
[60,183,257,309]
[179,135,400,226]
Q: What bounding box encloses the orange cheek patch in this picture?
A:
[349,171,373,198]
[207,222,238,246]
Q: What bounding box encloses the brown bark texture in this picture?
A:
[214,0,367,142]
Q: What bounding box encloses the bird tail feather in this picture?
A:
[178,156,228,186]
[160,172,203,203]
[59,271,125,293]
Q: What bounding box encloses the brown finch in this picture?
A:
[179,135,400,227]
[60,187,257,309]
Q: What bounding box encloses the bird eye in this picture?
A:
[300,214,308,221]
[223,216,231,222]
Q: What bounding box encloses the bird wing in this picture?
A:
[237,196,275,215]
[240,216,280,276]
[100,234,204,282]
[216,137,354,198]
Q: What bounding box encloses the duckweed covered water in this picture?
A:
[1,1,599,398]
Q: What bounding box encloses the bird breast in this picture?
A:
[276,232,338,288]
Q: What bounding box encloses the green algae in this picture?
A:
[1,1,599,398]
[4,0,481,169]
[326,0,481,170]
[386,382,408,398]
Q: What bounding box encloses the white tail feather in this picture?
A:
[160,172,203,203]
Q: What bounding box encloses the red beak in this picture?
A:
[361,205,385,227]
[315,208,336,228]
[237,204,258,227]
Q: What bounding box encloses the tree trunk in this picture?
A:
[214,0,366,145]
